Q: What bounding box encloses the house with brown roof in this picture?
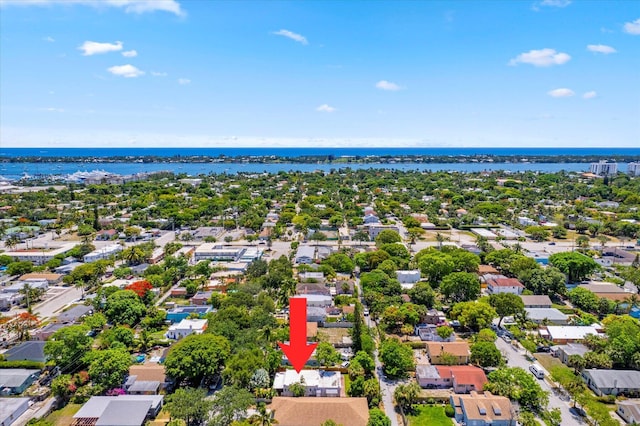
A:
[416,365,487,393]
[450,391,515,426]
[18,273,63,285]
[269,397,369,426]
[426,342,471,365]
[486,277,524,295]
[520,295,552,308]
[577,282,631,302]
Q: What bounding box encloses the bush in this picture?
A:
[0,360,45,369]
[445,405,455,417]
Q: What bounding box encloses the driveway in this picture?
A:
[495,337,584,426]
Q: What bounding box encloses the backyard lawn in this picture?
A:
[407,405,454,426]
[46,403,82,426]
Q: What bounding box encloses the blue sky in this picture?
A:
[0,0,638,147]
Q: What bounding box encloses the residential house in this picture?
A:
[127,364,167,394]
[416,324,456,342]
[540,326,603,344]
[191,227,224,241]
[18,273,63,285]
[269,397,369,426]
[96,229,117,241]
[0,397,31,426]
[83,244,123,263]
[55,305,93,324]
[582,369,640,397]
[524,308,569,325]
[396,270,421,289]
[450,391,515,426]
[416,365,487,393]
[577,282,632,302]
[300,295,332,308]
[363,214,380,224]
[0,369,40,396]
[520,295,552,308]
[295,245,315,264]
[190,291,212,305]
[424,309,447,325]
[486,277,524,295]
[273,370,342,397]
[31,323,66,341]
[366,224,400,239]
[72,395,164,426]
[616,400,640,424]
[296,284,331,296]
[307,307,327,323]
[299,272,325,283]
[194,244,245,262]
[3,341,46,363]
[166,319,208,340]
[551,343,589,365]
[426,342,471,365]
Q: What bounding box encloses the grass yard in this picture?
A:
[46,403,82,426]
[407,405,454,426]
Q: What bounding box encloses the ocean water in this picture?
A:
[0,147,639,158]
[0,161,622,179]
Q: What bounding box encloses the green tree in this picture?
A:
[436,326,454,340]
[367,408,391,426]
[44,325,92,372]
[222,348,266,389]
[166,387,213,426]
[549,252,598,283]
[289,382,306,397]
[86,348,132,389]
[375,230,402,246]
[485,367,549,411]
[489,293,525,327]
[440,272,481,303]
[165,334,231,385]
[408,281,436,308]
[316,342,341,367]
[518,267,566,298]
[449,301,497,331]
[394,382,421,414]
[104,289,147,326]
[470,341,503,367]
[567,354,586,374]
[525,226,550,242]
[417,251,454,283]
[380,338,414,379]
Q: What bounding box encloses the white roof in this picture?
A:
[545,326,600,340]
[168,318,207,331]
[273,370,341,390]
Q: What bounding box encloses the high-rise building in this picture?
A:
[628,162,640,177]
[589,160,618,176]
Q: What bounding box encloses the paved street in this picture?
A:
[495,337,584,426]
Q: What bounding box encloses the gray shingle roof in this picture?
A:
[584,369,640,390]
[4,341,46,363]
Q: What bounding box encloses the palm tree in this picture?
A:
[435,232,448,249]
[250,403,278,426]
[5,235,20,250]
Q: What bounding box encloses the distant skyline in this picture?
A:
[0,0,638,147]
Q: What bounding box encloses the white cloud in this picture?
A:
[583,91,597,99]
[623,18,640,35]
[122,49,138,57]
[79,40,123,56]
[107,64,145,78]
[0,0,185,16]
[151,71,167,77]
[316,104,336,113]
[272,29,308,45]
[375,80,403,91]
[178,78,190,85]
[39,107,64,112]
[540,0,571,6]
[548,88,575,98]
[509,48,571,67]
[43,36,55,42]
[587,44,616,54]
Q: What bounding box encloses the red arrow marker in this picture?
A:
[278,297,318,373]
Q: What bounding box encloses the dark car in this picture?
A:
[536,346,551,353]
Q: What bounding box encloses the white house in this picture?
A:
[486,277,524,295]
[396,270,421,289]
[295,245,315,264]
[166,319,208,340]
[83,244,123,263]
[298,295,332,308]
[273,370,341,397]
